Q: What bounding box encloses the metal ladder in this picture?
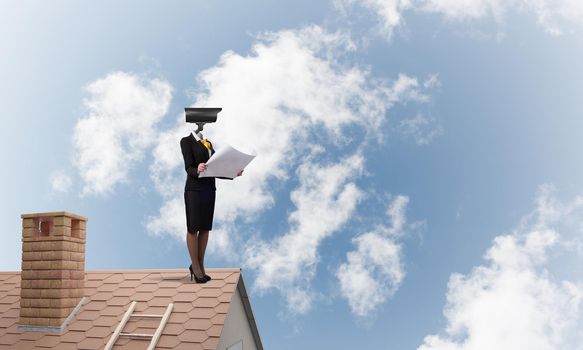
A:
[104,301,174,350]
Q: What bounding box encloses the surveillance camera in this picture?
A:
[185,108,222,123]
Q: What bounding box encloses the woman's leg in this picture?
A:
[186,231,204,276]
[197,230,210,275]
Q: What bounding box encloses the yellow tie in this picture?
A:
[201,139,212,150]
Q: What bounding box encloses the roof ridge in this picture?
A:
[83,267,241,273]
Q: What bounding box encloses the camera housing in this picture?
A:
[185,107,222,123]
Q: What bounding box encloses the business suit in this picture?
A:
[180,133,216,233]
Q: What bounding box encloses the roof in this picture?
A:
[0,268,262,350]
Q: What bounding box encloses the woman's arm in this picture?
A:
[180,138,200,178]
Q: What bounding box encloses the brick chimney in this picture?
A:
[19,211,87,330]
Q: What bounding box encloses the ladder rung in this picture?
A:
[104,301,174,350]
[120,332,154,338]
[131,314,163,318]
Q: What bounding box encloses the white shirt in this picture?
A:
[191,131,212,158]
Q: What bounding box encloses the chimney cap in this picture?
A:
[21,211,87,221]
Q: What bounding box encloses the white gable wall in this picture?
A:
[217,285,258,350]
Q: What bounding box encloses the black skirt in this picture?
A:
[184,189,216,233]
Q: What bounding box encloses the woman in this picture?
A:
[180,130,242,283]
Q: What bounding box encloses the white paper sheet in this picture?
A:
[199,145,256,179]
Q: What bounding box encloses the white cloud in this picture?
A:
[522,0,583,35]
[72,71,172,196]
[390,73,433,104]
[146,25,436,260]
[422,0,583,35]
[421,0,506,21]
[336,0,414,38]
[337,195,413,317]
[339,0,583,38]
[244,153,365,314]
[398,113,443,146]
[386,194,411,235]
[418,185,583,350]
[49,170,72,193]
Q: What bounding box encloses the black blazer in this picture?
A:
[180,133,216,191]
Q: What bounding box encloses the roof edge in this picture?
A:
[237,271,263,350]
[0,268,242,274]
[84,268,242,273]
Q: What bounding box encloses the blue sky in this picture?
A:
[2,1,583,349]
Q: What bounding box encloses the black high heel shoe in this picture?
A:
[200,267,211,282]
[189,264,207,283]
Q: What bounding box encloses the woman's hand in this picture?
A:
[197,163,208,174]
[237,169,244,177]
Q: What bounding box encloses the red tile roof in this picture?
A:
[0,268,262,350]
